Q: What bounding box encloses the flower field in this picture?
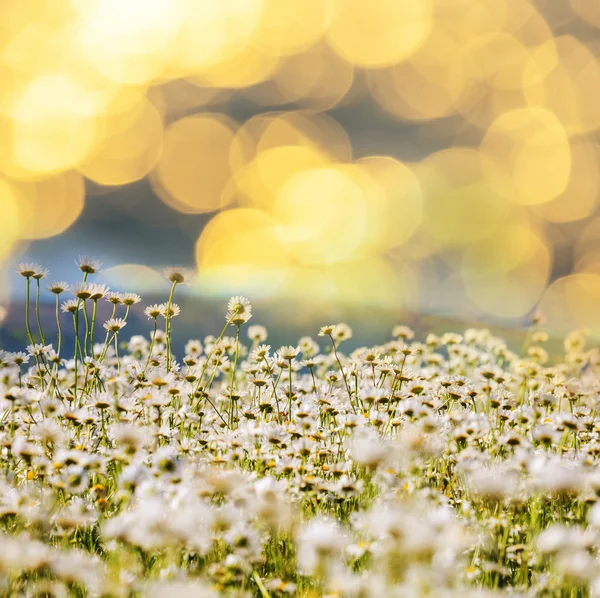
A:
[1,260,599,597]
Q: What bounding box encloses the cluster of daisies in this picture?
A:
[1,259,600,597]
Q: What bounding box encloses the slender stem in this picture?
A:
[229,325,241,428]
[55,295,62,357]
[98,304,117,364]
[73,313,81,399]
[328,333,356,414]
[165,281,177,371]
[82,299,90,359]
[24,277,35,346]
[90,300,98,357]
[114,334,120,373]
[35,278,46,345]
[191,316,234,400]
[287,358,293,419]
[261,356,281,422]
[142,318,158,378]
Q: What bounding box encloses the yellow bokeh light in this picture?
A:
[257,112,352,162]
[171,0,265,76]
[461,224,550,317]
[72,0,185,85]
[79,99,163,186]
[272,167,367,265]
[11,72,99,175]
[480,107,571,205]
[254,0,328,57]
[525,36,600,134]
[196,208,289,295]
[356,157,422,251]
[448,33,535,128]
[532,140,599,223]
[12,171,85,240]
[570,0,600,29]
[247,42,354,111]
[283,258,415,307]
[0,177,22,261]
[152,113,247,214]
[100,264,165,292]
[326,0,433,68]
[192,45,280,90]
[232,144,332,212]
[539,273,600,335]
[416,148,512,248]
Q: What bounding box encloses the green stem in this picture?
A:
[328,333,355,414]
[165,281,177,371]
[55,295,62,357]
[90,300,98,358]
[142,318,158,378]
[73,313,81,399]
[229,325,241,428]
[98,304,117,364]
[114,334,121,373]
[24,277,35,346]
[35,278,46,345]
[288,358,293,418]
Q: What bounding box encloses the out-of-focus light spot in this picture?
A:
[247,42,354,111]
[416,148,511,248]
[192,44,281,90]
[257,112,352,162]
[368,30,466,122]
[0,177,22,261]
[435,0,509,38]
[525,36,600,134]
[532,141,599,223]
[72,0,184,85]
[196,208,289,295]
[448,33,534,128]
[540,273,600,334]
[283,258,415,307]
[326,0,433,68]
[11,72,98,175]
[100,264,165,292]
[272,167,367,264]
[12,171,85,240]
[254,0,328,57]
[570,0,600,31]
[480,107,571,205]
[172,0,264,75]
[231,145,332,211]
[574,217,600,267]
[356,156,422,251]
[152,113,247,214]
[575,247,600,277]
[79,99,163,186]
[461,224,550,317]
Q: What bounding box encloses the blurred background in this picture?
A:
[1,0,600,346]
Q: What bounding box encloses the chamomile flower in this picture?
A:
[61,299,82,313]
[226,296,252,325]
[145,303,164,319]
[48,281,69,294]
[277,346,299,361]
[76,256,102,274]
[122,292,142,306]
[103,318,127,333]
[159,303,180,318]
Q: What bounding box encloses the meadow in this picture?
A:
[0,257,598,597]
